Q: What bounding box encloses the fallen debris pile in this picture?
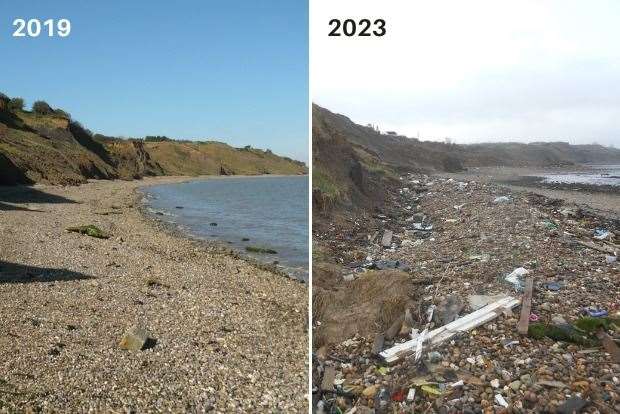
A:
[313,173,620,413]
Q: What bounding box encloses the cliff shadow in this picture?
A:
[0,261,95,284]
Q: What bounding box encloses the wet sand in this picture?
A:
[0,176,308,412]
[443,166,620,217]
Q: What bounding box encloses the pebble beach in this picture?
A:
[0,177,308,412]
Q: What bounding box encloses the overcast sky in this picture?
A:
[312,0,620,146]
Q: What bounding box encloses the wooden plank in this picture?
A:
[576,240,616,255]
[380,296,520,364]
[371,333,385,356]
[320,366,336,392]
[597,329,620,363]
[381,230,393,248]
[517,277,534,335]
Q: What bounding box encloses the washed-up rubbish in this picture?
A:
[502,339,519,347]
[412,223,433,231]
[381,296,520,364]
[369,259,411,272]
[529,313,539,322]
[543,281,562,291]
[454,204,466,210]
[406,388,415,402]
[457,182,468,190]
[468,294,507,311]
[493,196,511,203]
[494,394,509,408]
[421,385,442,396]
[377,366,389,375]
[374,388,391,411]
[541,219,558,230]
[505,267,529,290]
[593,228,611,240]
[581,307,608,318]
[390,389,406,402]
[606,255,617,264]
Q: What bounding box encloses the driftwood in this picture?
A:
[517,277,534,335]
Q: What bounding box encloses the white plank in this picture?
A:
[380,296,519,363]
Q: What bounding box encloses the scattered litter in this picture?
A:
[406,388,416,401]
[581,307,608,318]
[468,294,507,311]
[543,281,562,291]
[505,267,529,290]
[593,228,611,240]
[421,384,441,395]
[493,196,511,203]
[606,255,617,264]
[494,394,509,408]
[528,313,539,322]
[380,296,520,364]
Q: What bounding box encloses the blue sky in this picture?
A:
[1,1,309,162]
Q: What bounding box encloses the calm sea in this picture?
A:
[540,165,620,187]
[142,176,308,281]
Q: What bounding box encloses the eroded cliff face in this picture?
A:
[0,104,306,186]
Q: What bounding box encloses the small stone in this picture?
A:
[509,380,521,391]
[119,326,150,350]
[520,374,533,386]
[490,379,500,388]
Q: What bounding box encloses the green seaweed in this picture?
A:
[528,322,595,346]
[66,225,109,239]
[574,316,619,333]
[245,246,277,254]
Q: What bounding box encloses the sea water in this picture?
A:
[143,175,308,281]
[540,165,620,187]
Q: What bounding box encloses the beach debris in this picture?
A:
[468,294,507,310]
[581,307,608,318]
[493,196,511,203]
[505,267,529,290]
[528,313,539,322]
[245,246,277,254]
[543,281,562,291]
[406,388,416,402]
[606,255,617,264]
[593,228,611,240]
[380,296,520,364]
[517,277,534,334]
[381,230,393,248]
[556,396,588,414]
[119,326,151,351]
[575,239,617,255]
[494,394,509,408]
[369,259,410,272]
[66,225,109,239]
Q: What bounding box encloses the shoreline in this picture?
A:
[136,176,309,283]
[0,176,308,411]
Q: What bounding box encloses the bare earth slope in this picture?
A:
[0,102,307,185]
[0,177,308,412]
